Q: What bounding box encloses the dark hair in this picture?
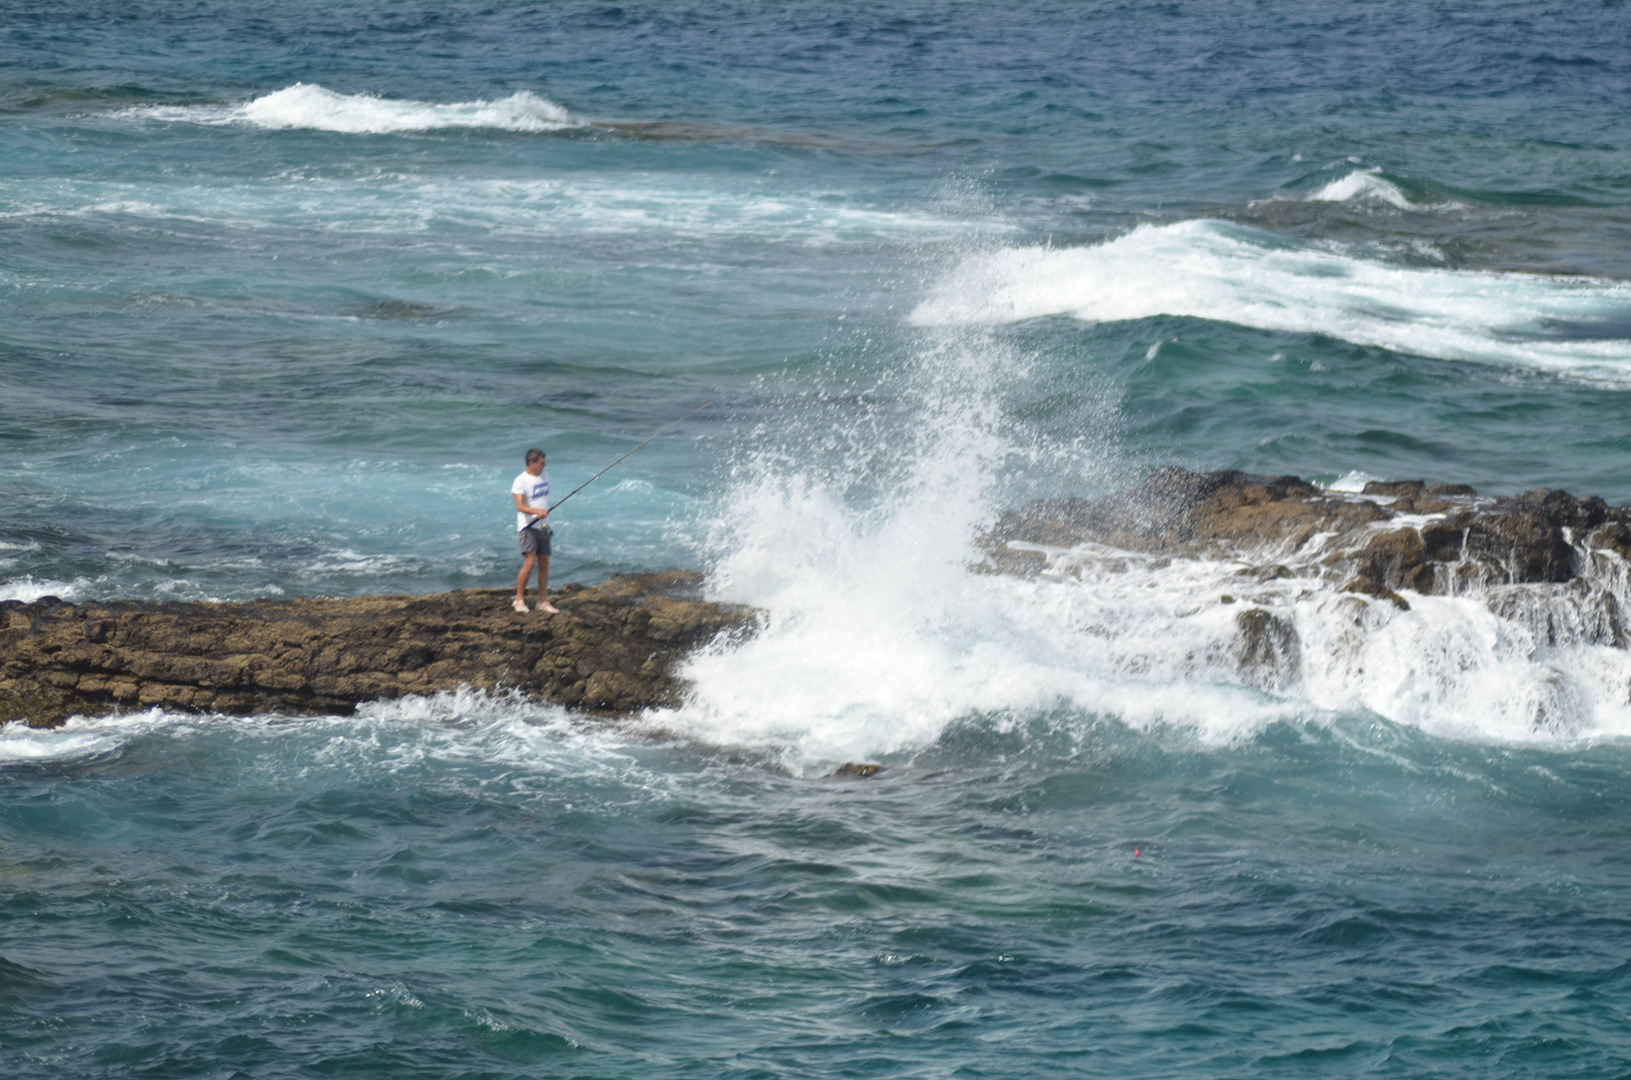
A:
[525,448,545,465]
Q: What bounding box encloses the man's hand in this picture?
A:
[514,492,550,522]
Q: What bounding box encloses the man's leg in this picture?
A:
[535,554,557,612]
[516,552,536,604]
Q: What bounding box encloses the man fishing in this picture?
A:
[512,448,559,614]
[507,402,712,616]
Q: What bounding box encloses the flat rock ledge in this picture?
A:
[0,572,757,728]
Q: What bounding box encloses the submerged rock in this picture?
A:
[831,762,882,778]
[0,572,757,728]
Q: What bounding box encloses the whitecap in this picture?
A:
[0,708,182,764]
[1325,470,1377,493]
[126,83,576,134]
[0,576,85,603]
[1307,167,1417,209]
[910,218,1631,379]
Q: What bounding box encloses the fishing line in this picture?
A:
[546,401,714,515]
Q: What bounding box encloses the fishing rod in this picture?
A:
[545,400,714,515]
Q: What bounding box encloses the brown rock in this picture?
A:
[1585,521,1631,562]
[1362,480,1426,497]
[983,467,1385,561]
[984,467,1624,603]
[0,573,757,728]
[832,763,881,778]
[1234,607,1301,691]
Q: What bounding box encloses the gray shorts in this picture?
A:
[519,524,552,556]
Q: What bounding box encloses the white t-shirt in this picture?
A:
[512,469,550,532]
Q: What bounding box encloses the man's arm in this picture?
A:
[513,491,549,522]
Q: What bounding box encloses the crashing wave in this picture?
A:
[981,468,1631,740]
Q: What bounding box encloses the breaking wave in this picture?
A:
[659,229,1631,770]
[911,219,1631,377]
[125,83,575,134]
[1307,167,1419,209]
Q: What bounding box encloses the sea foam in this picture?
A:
[128,83,576,134]
[911,219,1631,378]
[0,689,640,784]
[1307,167,1418,209]
[661,232,1631,769]
[0,576,86,603]
[664,320,1306,769]
[676,472,1631,768]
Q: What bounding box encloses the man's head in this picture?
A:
[525,447,546,475]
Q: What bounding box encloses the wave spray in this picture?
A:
[667,227,1631,769]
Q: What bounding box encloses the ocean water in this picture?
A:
[8,2,1631,1076]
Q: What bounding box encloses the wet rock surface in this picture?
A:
[984,467,1631,697]
[986,466,1631,602]
[0,572,757,727]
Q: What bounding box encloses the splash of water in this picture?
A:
[666,219,1631,768]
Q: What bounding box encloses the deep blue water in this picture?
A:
[8,2,1631,1076]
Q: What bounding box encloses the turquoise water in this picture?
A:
[8,3,1631,1075]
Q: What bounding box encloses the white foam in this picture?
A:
[0,708,183,764]
[0,576,84,603]
[127,83,575,134]
[910,219,1631,378]
[670,480,1320,771]
[1307,167,1416,209]
[679,489,1631,768]
[1044,544,1631,744]
[0,690,661,790]
[656,234,1631,769]
[668,336,1025,767]
[3,174,973,250]
[1326,470,1377,493]
[0,724,117,764]
[663,320,1289,771]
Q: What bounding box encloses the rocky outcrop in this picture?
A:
[1234,607,1301,692]
[0,572,756,727]
[983,467,1631,693]
[985,466,1631,603]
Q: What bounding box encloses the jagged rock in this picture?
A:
[832,763,882,778]
[0,572,757,728]
[988,467,1389,562]
[1363,480,1425,497]
[1234,607,1301,691]
[1344,526,1433,595]
[984,466,1626,599]
[1586,521,1631,563]
[983,467,1631,693]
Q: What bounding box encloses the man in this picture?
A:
[511,448,559,614]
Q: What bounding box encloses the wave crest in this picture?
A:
[127,83,575,134]
[1307,167,1417,209]
[910,219,1631,377]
